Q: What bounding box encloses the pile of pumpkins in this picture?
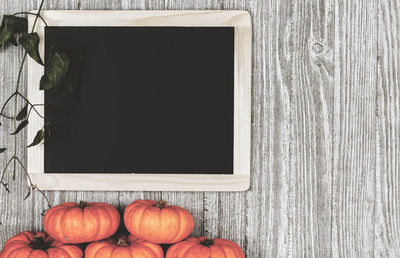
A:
[0,199,245,257]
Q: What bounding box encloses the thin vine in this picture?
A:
[0,0,50,213]
[0,0,84,223]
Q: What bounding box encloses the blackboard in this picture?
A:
[44,26,235,174]
[27,10,251,191]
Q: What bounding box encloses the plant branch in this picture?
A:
[0,92,17,120]
[0,157,15,184]
[0,0,50,209]
[14,156,51,208]
[27,104,45,119]
[17,93,44,119]
[13,12,48,27]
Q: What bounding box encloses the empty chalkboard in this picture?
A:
[27,10,251,191]
[44,26,234,174]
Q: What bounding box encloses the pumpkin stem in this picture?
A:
[30,235,51,250]
[116,238,130,247]
[79,201,88,209]
[200,238,215,247]
[154,200,167,209]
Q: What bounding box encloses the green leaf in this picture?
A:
[40,52,69,90]
[0,15,27,48]
[19,33,43,65]
[10,120,28,135]
[0,21,13,47]
[9,16,27,34]
[39,75,53,91]
[23,188,31,200]
[0,148,6,153]
[63,49,85,98]
[8,35,18,46]
[16,103,28,121]
[27,129,45,147]
[1,182,10,193]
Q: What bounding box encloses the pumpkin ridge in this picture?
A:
[79,205,85,243]
[20,231,33,243]
[43,206,61,239]
[53,206,68,242]
[176,207,194,243]
[95,245,112,256]
[7,245,32,257]
[140,244,157,257]
[137,205,151,238]
[58,245,83,257]
[165,207,181,243]
[211,244,226,258]
[181,243,200,257]
[104,204,120,239]
[88,205,102,241]
[220,244,229,258]
[66,207,83,243]
[171,241,195,257]
[219,242,243,257]
[128,203,147,232]
[110,245,120,257]
[8,246,32,257]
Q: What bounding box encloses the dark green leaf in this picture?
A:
[1,183,10,193]
[27,129,45,147]
[19,33,43,65]
[39,75,53,90]
[24,188,31,200]
[8,35,18,46]
[0,15,27,48]
[9,16,27,34]
[40,52,69,90]
[0,21,13,47]
[16,103,28,121]
[63,49,85,98]
[10,120,28,135]
[0,148,6,153]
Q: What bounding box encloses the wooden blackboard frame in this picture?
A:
[27,10,251,191]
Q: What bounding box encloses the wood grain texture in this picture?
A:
[0,0,399,257]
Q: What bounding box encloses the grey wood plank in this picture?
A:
[375,0,400,257]
[286,0,335,257]
[332,0,378,257]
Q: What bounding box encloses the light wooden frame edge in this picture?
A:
[27,10,252,192]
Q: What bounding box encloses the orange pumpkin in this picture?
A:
[0,231,83,258]
[166,237,245,258]
[124,200,194,244]
[44,201,120,244]
[85,235,164,258]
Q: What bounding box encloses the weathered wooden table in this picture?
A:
[1,0,399,257]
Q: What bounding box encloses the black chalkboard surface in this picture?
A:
[44,26,234,174]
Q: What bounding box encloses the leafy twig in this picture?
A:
[14,156,51,208]
[0,0,50,211]
[0,93,44,121]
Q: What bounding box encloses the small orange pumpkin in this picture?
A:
[0,231,83,258]
[44,201,120,244]
[85,234,164,258]
[166,237,245,258]
[124,200,194,244]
